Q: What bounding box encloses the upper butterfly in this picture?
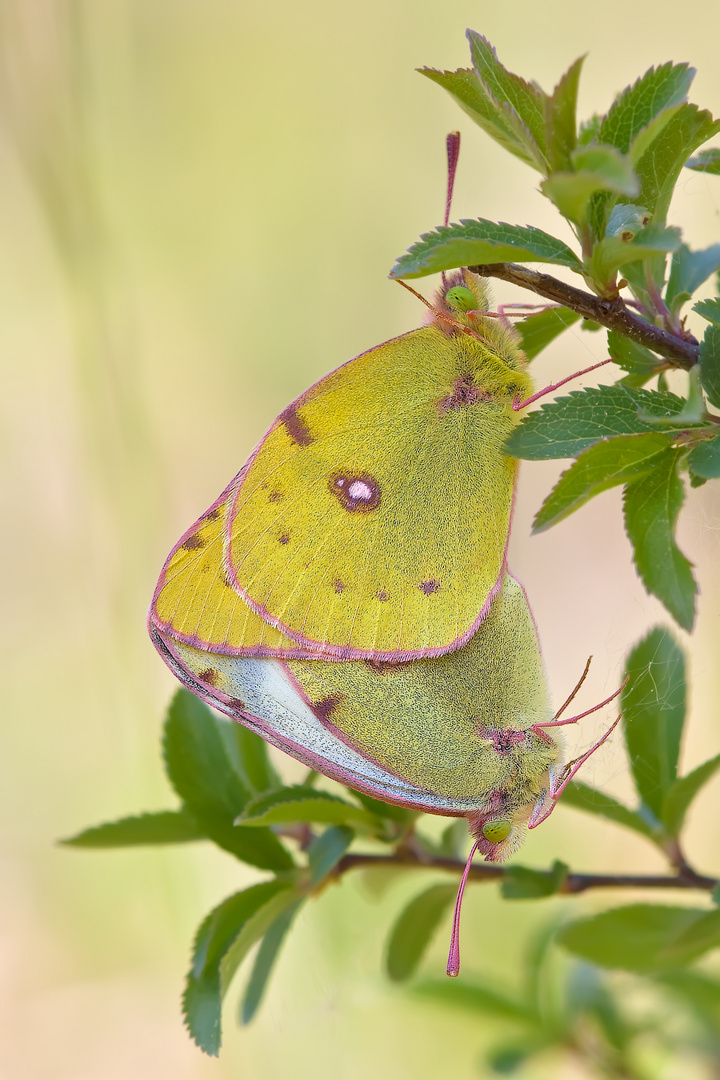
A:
[151,270,533,661]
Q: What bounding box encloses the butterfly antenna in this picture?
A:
[394,279,490,345]
[441,132,461,291]
[553,656,593,721]
[446,838,481,977]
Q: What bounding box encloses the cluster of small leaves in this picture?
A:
[392,33,720,631]
[64,623,720,1063]
[415,924,720,1077]
[63,689,418,1055]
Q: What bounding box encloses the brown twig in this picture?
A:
[468,263,699,368]
[335,852,717,893]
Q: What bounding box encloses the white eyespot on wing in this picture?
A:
[347,479,374,502]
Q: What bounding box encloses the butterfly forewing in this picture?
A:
[227,325,526,659]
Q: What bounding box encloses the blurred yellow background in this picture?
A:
[3,0,720,1076]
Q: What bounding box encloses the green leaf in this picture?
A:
[605,203,651,240]
[654,970,720,1023]
[542,147,638,225]
[348,788,419,826]
[220,722,280,797]
[237,786,380,830]
[419,68,540,170]
[588,64,696,241]
[666,244,720,310]
[486,1039,550,1073]
[560,781,658,842]
[505,384,691,461]
[623,451,697,630]
[390,219,581,280]
[694,296,720,323]
[437,819,469,859]
[574,143,639,187]
[659,908,720,964]
[607,330,662,386]
[597,64,695,155]
[467,31,548,169]
[60,809,205,848]
[183,881,293,1055]
[533,432,673,532]
[414,979,537,1022]
[163,690,293,871]
[307,825,354,885]
[385,884,458,982]
[219,888,300,1002]
[685,147,720,175]
[588,225,681,285]
[558,904,710,972]
[622,627,686,817]
[501,860,568,900]
[687,437,720,481]
[632,104,720,224]
[661,752,720,836]
[565,963,631,1051]
[240,900,303,1025]
[699,323,720,409]
[515,306,581,360]
[545,57,584,171]
[163,689,250,817]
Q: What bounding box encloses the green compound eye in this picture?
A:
[445,285,477,313]
[482,819,512,844]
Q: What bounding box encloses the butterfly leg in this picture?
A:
[528,713,623,828]
[512,357,615,411]
[530,679,626,737]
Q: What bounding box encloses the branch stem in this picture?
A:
[468,263,699,367]
[335,852,717,894]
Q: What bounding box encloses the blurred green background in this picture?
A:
[4,0,720,1076]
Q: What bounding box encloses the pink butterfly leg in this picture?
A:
[529,714,622,829]
[512,357,615,411]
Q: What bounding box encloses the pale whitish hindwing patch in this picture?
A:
[158,630,485,813]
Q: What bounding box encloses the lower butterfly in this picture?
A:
[150,564,621,975]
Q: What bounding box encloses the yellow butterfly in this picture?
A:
[151,570,620,973]
[151,270,533,660]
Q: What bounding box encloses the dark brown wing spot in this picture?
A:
[329,471,382,512]
[419,579,441,595]
[198,668,219,686]
[439,374,493,414]
[376,589,389,602]
[227,697,246,712]
[182,534,205,551]
[311,694,344,722]
[333,578,346,593]
[269,491,284,502]
[365,659,397,675]
[281,406,313,447]
[204,509,220,522]
[278,532,291,545]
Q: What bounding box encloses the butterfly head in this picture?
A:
[466,780,553,863]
